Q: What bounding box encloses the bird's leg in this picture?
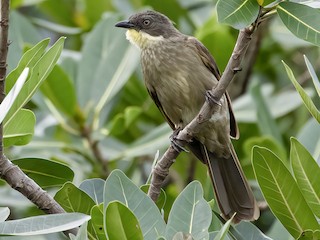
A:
[205,90,222,106]
[170,128,189,153]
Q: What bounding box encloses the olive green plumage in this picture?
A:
[115,10,259,223]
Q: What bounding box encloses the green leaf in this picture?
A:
[277,2,320,46]
[233,221,272,240]
[290,138,320,218]
[250,82,283,145]
[40,65,77,117]
[0,213,90,236]
[124,106,142,128]
[217,0,260,29]
[0,208,10,222]
[165,181,211,240]
[76,14,139,127]
[252,146,319,239]
[104,170,166,240]
[7,11,41,72]
[90,204,106,240]
[213,214,234,240]
[282,61,320,123]
[3,109,35,147]
[79,178,105,205]
[54,182,95,214]
[105,201,143,240]
[12,158,74,188]
[0,68,29,124]
[298,230,320,240]
[172,232,194,240]
[304,55,320,97]
[4,37,65,128]
[6,38,49,92]
[140,185,166,211]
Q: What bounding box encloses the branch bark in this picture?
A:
[148,25,258,202]
[0,1,77,236]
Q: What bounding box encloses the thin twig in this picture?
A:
[148,24,258,202]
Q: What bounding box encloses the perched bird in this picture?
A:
[115,10,259,223]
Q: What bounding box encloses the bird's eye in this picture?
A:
[143,19,151,26]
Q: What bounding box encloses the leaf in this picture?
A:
[76,14,139,127]
[7,11,41,72]
[304,55,320,97]
[0,68,29,124]
[213,214,234,240]
[54,182,95,214]
[252,146,319,239]
[40,65,77,117]
[233,221,272,240]
[217,0,260,29]
[277,2,320,46]
[282,61,320,123]
[124,106,142,128]
[6,38,49,92]
[165,181,211,240]
[298,230,320,240]
[250,82,283,145]
[290,138,320,218]
[79,178,105,205]
[90,204,106,240]
[4,37,65,128]
[105,201,143,240]
[0,208,10,222]
[0,213,90,236]
[72,221,88,240]
[140,185,166,211]
[172,232,194,240]
[3,109,35,147]
[104,170,166,240]
[12,158,74,188]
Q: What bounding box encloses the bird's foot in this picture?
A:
[205,90,222,106]
[170,130,189,153]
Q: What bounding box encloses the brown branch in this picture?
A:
[0,1,76,236]
[81,125,109,178]
[148,25,258,202]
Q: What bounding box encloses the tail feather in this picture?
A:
[202,144,259,223]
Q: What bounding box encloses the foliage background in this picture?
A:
[1,0,320,239]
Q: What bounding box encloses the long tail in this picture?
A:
[206,144,259,223]
[189,141,260,223]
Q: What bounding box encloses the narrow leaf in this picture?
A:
[217,0,260,29]
[282,61,320,123]
[0,213,90,236]
[105,201,143,240]
[90,204,106,240]
[277,2,320,46]
[213,214,235,240]
[304,55,320,97]
[0,68,29,124]
[290,138,320,218]
[252,146,319,239]
[4,37,65,127]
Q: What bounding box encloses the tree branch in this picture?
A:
[0,1,77,236]
[148,24,258,202]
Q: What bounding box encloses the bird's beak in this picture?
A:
[115,20,135,29]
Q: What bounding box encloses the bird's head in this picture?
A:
[115,10,178,49]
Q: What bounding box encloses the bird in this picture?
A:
[115,10,259,223]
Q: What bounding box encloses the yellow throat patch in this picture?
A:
[126,29,164,49]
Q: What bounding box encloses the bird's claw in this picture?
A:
[170,131,189,153]
[205,90,222,106]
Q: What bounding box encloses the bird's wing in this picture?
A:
[147,87,175,130]
[188,37,239,139]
